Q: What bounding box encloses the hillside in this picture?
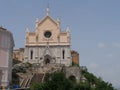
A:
[12,62,115,90]
[30,67,115,90]
[81,69,115,90]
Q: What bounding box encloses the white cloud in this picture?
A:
[98,43,107,48]
[113,43,120,48]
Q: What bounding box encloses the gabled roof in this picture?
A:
[38,15,57,26]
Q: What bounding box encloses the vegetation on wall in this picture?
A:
[81,69,115,90]
[30,72,73,90]
[12,62,32,73]
[12,61,115,90]
[30,71,115,90]
[12,59,21,66]
[12,62,32,85]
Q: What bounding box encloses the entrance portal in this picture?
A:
[69,75,76,82]
[44,55,51,64]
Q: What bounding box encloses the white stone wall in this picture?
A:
[0,28,14,87]
[24,45,72,66]
[65,66,81,83]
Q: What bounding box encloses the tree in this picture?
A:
[30,82,44,90]
[44,72,73,90]
[30,70,115,90]
[81,69,115,90]
[30,72,74,90]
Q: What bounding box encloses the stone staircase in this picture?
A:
[30,73,45,85]
[18,63,64,88]
[19,73,45,88]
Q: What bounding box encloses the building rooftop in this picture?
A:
[0,26,7,31]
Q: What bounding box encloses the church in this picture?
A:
[24,7,73,66]
[12,7,80,88]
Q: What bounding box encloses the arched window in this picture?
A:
[30,50,33,59]
[62,50,65,59]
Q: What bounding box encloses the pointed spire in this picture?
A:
[36,18,39,28]
[57,16,60,23]
[66,25,70,32]
[36,18,39,23]
[46,4,50,16]
[26,27,29,33]
[57,16,60,28]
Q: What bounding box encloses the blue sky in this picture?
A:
[0,0,120,88]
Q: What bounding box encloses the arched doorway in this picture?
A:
[69,75,76,82]
[44,55,51,64]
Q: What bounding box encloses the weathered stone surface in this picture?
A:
[65,66,81,83]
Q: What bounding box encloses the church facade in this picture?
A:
[24,8,72,66]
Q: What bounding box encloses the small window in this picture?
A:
[30,50,33,59]
[62,50,65,59]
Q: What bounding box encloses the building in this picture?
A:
[13,48,79,65]
[24,7,72,66]
[71,50,79,65]
[0,27,14,87]
[13,48,24,62]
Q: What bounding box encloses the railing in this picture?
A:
[20,73,45,88]
[42,73,46,83]
[20,74,35,88]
